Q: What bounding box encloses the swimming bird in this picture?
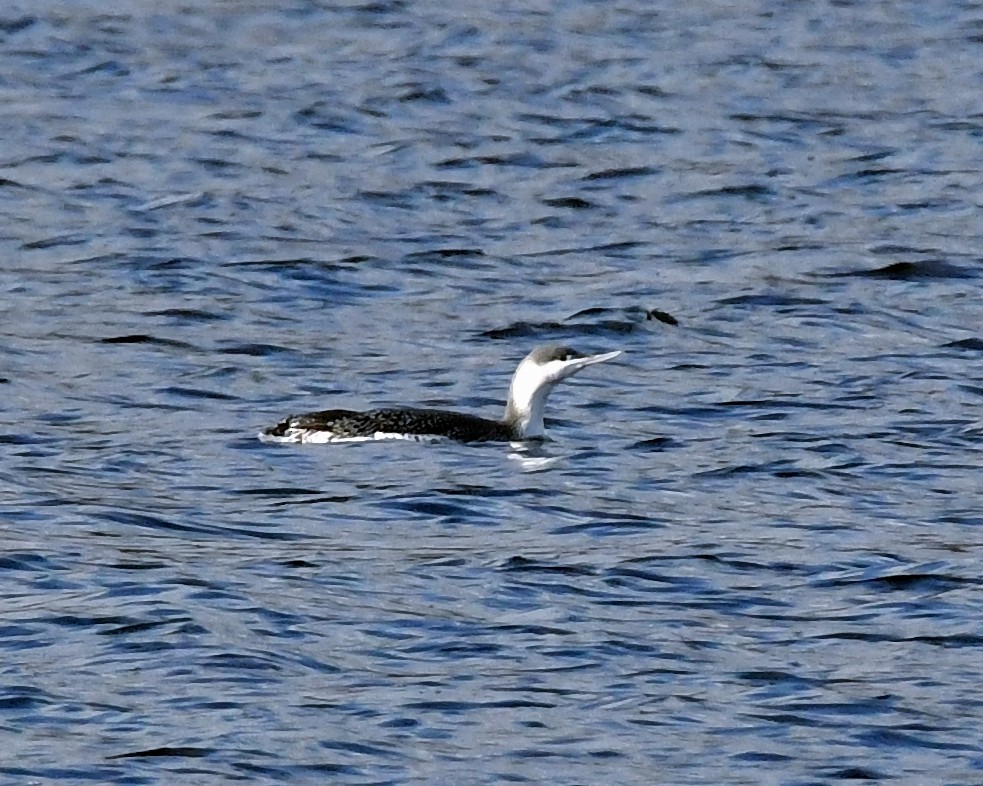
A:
[260,344,622,443]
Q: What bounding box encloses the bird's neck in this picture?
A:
[503,373,553,439]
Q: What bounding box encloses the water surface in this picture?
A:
[2,1,983,784]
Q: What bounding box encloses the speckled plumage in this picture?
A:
[264,407,516,443]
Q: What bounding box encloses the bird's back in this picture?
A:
[262,407,516,443]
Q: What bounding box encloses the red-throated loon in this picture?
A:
[260,344,622,443]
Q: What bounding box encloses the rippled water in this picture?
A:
[3,1,983,783]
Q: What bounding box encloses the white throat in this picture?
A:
[504,361,555,438]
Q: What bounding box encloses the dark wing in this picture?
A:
[265,407,514,442]
[365,408,515,442]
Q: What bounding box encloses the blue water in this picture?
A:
[2,1,983,783]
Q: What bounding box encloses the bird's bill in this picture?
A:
[579,350,622,366]
[562,349,622,375]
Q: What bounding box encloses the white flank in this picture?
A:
[258,428,446,444]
